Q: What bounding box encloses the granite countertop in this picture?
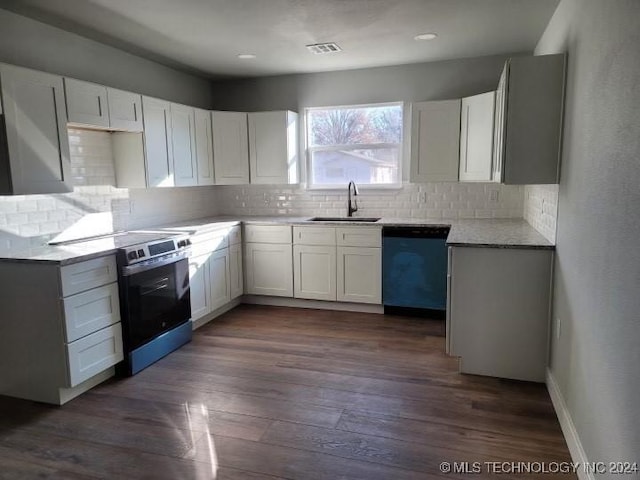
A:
[0,215,553,265]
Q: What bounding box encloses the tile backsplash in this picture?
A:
[523,184,559,243]
[214,182,525,219]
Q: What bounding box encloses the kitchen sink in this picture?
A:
[309,217,381,223]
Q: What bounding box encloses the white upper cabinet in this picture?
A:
[248,111,298,184]
[142,96,174,187]
[494,54,566,184]
[64,78,109,128]
[107,87,143,132]
[170,103,198,187]
[410,99,461,182]
[65,79,143,132]
[459,91,496,182]
[212,111,250,185]
[0,63,72,194]
[194,108,215,185]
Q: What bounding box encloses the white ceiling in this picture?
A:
[1,0,560,79]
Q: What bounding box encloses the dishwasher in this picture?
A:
[382,226,450,317]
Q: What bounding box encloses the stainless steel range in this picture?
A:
[116,233,193,375]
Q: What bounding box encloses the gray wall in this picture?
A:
[536,0,640,467]
[210,53,522,111]
[0,8,211,108]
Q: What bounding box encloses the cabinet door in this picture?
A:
[229,243,244,299]
[189,252,211,321]
[209,248,231,311]
[0,64,72,194]
[244,243,293,297]
[248,111,298,184]
[107,88,143,131]
[293,245,336,301]
[459,91,496,182]
[194,108,215,185]
[142,96,174,187]
[212,111,249,185]
[64,78,109,128]
[171,104,198,186]
[337,246,381,304]
[410,100,461,182]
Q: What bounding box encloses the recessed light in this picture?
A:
[237,54,256,59]
[414,33,438,41]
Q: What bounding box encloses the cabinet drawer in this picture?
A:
[66,323,123,387]
[244,225,292,244]
[62,282,121,343]
[228,225,242,245]
[293,226,336,246]
[190,229,229,256]
[60,256,117,297]
[336,227,381,247]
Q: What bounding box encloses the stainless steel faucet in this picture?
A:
[347,180,359,217]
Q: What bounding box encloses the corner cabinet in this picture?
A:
[410,99,461,182]
[212,111,250,185]
[447,246,553,382]
[493,54,566,184]
[459,91,496,182]
[0,63,72,194]
[248,111,298,184]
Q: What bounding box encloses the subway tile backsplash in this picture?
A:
[214,183,525,219]
[523,184,559,243]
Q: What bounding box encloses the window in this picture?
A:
[306,102,403,188]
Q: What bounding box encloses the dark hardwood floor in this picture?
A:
[0,305,575,479]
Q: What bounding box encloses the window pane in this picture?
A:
[308,104,403,147]
[311,148,400,185]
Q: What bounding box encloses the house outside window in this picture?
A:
[305,102,403,188]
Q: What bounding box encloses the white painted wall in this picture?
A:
[536,0,640,469]
[0,8,212,108]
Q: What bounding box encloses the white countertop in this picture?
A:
[0,215,553,265]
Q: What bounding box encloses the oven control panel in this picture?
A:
[120,234,191,265]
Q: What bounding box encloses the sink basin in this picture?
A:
[309,217,381,223]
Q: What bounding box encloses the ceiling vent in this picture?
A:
[306,42,342,54]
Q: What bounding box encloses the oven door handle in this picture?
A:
[120,250,190,276]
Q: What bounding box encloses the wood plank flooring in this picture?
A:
[0,305,575,479]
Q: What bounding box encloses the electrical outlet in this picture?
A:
[418,192,427,203]
[556,317,562,339]
[489,190,500,202]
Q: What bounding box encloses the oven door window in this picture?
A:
[123,259,190,350]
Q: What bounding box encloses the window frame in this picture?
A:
[304,101,406,190]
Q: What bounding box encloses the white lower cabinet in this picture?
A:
[448,246,553,382]
[209,248,231,311]
[189,252,212,321]
[337,246,382,304]
[293,244,337,301]
[189,226,242,323]
[245,243,293,297]
[229,243,244,300]
[0,255,123,405]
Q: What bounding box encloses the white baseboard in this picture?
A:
[546,369,594,480]
[242,294,384,314]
